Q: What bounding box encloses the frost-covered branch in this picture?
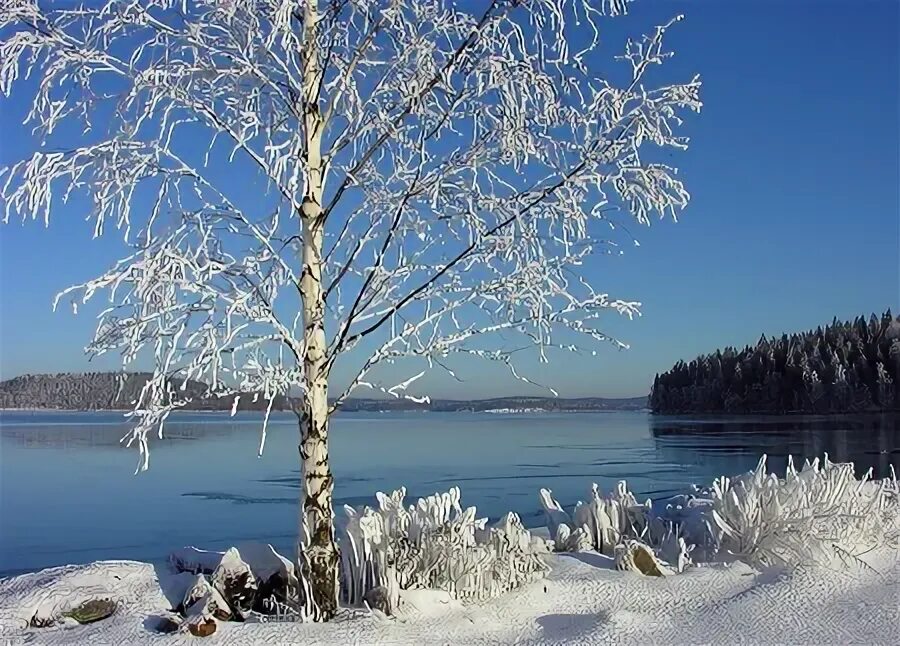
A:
[3,0,702,461]
[2,0,701,616]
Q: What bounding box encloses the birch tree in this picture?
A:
[1,0,701,618]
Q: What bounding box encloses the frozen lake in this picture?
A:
[1,410,897,576]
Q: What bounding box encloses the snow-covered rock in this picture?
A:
[169,543,300,616]
[182,574,232,621]
[211,548,257,619]
[235,542,297,612]
[615,540,673,577]
[169,547,224,575]
[235,542,296,585]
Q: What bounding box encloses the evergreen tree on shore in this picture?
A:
[650,311,900,414]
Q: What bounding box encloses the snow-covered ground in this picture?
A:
[1,546,897,645]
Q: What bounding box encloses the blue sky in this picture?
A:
[1,0,897,399]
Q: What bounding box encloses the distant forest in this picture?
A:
[650,311,900,415]
[0,372,288,412]
[0,372,646,413]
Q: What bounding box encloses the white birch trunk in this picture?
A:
[297,0,339,619]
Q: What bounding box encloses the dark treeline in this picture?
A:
[0,372,647,412]
[650,311,900,414]
[0,372,289,411]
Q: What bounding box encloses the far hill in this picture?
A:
[650,311,900,415]
[0,372,287,412]
[339,396,648,413]
[0,372,646,413]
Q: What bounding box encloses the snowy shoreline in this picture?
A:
[1,548,897,645]
[1,455,897,644]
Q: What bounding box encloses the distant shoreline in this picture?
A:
[6,408,891,417]
[1,406,652,415]
[0,373,649,413]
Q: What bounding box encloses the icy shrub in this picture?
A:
[539,482,695,572]
[695,454,900,568]
[340,486,550,608]
[540,454,900,571]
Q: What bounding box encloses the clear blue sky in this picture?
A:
[1,0,897,399]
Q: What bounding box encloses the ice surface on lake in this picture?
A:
[0,410,896,575]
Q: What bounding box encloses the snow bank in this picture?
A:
[1,548,897,645]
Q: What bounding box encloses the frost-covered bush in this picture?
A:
[540,482,694,572]
[540,482,647,555]
[692,455,900,568]
[541,454,899,572]
[340,487,550,608]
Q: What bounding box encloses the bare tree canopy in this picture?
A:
[1,0,701,618]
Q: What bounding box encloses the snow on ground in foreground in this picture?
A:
[1,548,898,645]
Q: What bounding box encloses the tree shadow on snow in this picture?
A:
[725,565,793,603]
[536,611,610,641]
